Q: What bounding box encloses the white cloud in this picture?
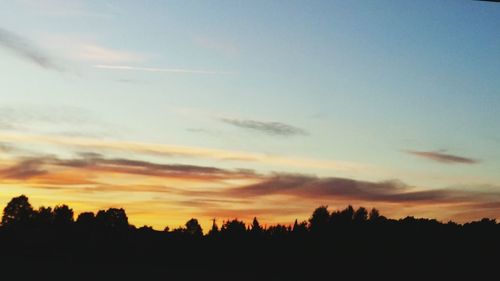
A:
[38,34,146,64]
[78,45,145,63]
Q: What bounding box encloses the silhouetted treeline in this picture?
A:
[0,195,499,277]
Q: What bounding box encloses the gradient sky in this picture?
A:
[0,0,499,230]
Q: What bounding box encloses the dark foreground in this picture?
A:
[0,195,499,278]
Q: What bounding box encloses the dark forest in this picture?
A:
[1,194,498,278]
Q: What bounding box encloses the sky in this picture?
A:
[0,0,499,230]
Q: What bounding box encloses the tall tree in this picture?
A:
[251,217,263,235]
[292,219,308,235]
[1,195,34,227]
[208,218,219,237]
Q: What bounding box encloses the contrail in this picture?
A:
[94,64,229,74]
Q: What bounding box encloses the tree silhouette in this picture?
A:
[309,205,330,232]
[221,219,246,237]
[250,217,263,235]
[95,208,128,230]
[208,218,219,237]
[353,207,368,223]
[330,205,356,227]
[0,194,499,277]
[34,206,54,227]
[53,204,74,228]
[76,212,95,232]
[292,219,308,235]
[1,195,34,227]
[369,208,381,221]
[76,212,95,224]
[267,224,290,237]
[185,218,203,237]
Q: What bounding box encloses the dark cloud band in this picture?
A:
[406,150,478,164]
[220,118,308,136]
[0,153,260,182]
[224,174,477,203]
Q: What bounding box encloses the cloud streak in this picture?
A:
[0,28,63,72]
[56,153,259,181]
[0,159,48,180]
[0,105,114,138]
[1,153,499,226]
[0,132,362,172]
[0,153,260,182]
[94,64,228,74]
[407,150,478,164]
[220,118,308,136]
[77,45,144,63]
[0,105,93,125]
[223,174,479,204]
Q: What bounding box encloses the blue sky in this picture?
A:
[0,0,499,228]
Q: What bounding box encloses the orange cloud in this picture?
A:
[0,141,499,230]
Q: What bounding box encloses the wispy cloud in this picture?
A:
[0,120,13,130]
[77,45,144,63]
[0,30,144,73]
[1,151,499,227]
[39,34,146,64]
[94,64,229,75]
[223,173,476,204]
[0,142,16,152]
[0,105,114,137]
[406,150,478,164]
[0,153,260,182]
[186,128,223,137]
[0,132,363,172]
[220,118,308,136]
[0,158,48,180]
[0,27,63,72]
[57,153,259,181]
[0,105,91,125]
[3,153,496,206]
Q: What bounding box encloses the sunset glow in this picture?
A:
[1,0,499,232]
